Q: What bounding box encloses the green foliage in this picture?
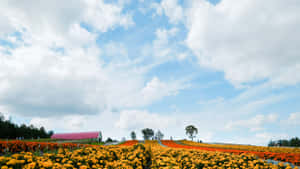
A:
[105,137,117,143]
[130,131,136,140]
[141,128,154,140]
[185,125,198,141]
[89,142,105,145]
[268,137,300,147]
[0,112,53,139]
[154,130,164,140]
[23,138,56,142]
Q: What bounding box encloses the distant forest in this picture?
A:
[268,137,300,147]
[0,113,53,139]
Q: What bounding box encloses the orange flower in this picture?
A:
[161,140,300,166]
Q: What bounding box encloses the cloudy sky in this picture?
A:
[0,0,299,145]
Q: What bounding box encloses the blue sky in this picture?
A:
[0,0,299,145]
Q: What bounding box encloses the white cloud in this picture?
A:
[0,0,188,118]
[140,77,187,104]
[102,42,130,65]
[0,0,82,41]
[0,0,133,48]
[30,115,87,131]
[83,0,134,32]
[67,24,96,47]
[0,0,133,36]
[286,112,300,126]
[155,27,178,44]
[185,0,300,86]
[115,109,178,130]
[233,94,288,115]
[145,27,189,63]
[177,53,188,61]
[225,132,289,146]
[225,114,278,131]
[0,42,187,117]
[152,0,184,24]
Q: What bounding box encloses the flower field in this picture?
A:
[118,140,139,146]
[150,146,295,169]
[180,140,300,153]
[162,140,300,166]
[0,141,90,154]
[145,140,161,147]
[0,144,151,169]
[0,140,299,169]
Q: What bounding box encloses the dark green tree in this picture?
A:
[130,131,136,140]
[154,130,164,140]
[0,112,53,139]
[105,137,113,143]
[268,137,300,147]
[290,137,300,147]
[141,128,154,140]
[268,140,276,147]
[185,125,198,141]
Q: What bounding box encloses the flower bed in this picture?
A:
[181,140,300,153]
[162,140,300,166]
[117,140,139,146]
[0,143,297,169]
[0,144,151,169]
[144,140,162,147]
[0,141,89,154]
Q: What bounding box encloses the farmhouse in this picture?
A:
[51,131,102,140]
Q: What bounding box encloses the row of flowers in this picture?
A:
[181,140,300,153]
[150,146,297,169]
[162,140,300,166]
[0,141,94,154]
[139,140,293,169]
[1,142,297,169]
[0,144,151,169]
[118,140,139,146]
[144,140,161,147]
[0,140,139,154]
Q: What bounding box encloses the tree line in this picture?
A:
[129,125,199,141]
[0,113,53,139]
[268,137,300,147]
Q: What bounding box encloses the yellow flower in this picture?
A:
[6,159,17,165]
[79,165,88,169]
[42,161,53,168]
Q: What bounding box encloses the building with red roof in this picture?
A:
[51,131,102,140]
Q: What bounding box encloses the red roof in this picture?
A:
[51,131,100,140]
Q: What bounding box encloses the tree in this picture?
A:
[268,137,300,147]
[154,130,164,140]
[130,131,136,140]
[0,112,51,139]
[185,125,198,141]
[48,130,54,137]
[141,128,154,140]
[105,137,113,143]
[268,140,276,147]
[0,113,4,122]
[290,137,300,147]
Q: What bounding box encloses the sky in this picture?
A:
[0,0,299,146]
